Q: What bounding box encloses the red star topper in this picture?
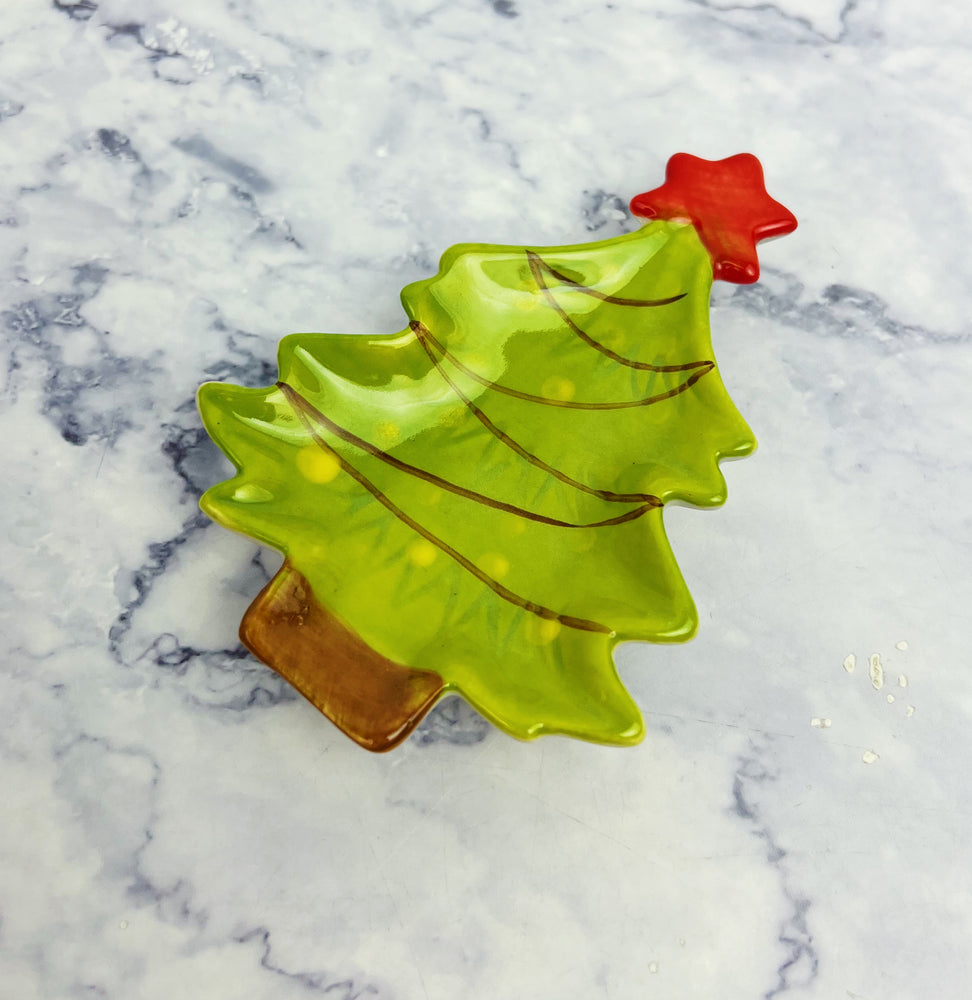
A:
[630,153,797,284]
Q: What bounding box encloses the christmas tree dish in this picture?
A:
[198,153,797,751]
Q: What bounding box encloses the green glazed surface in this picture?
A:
[198,220,755,745]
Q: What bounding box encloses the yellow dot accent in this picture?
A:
[296,445,341,483]
[598,328,627,351]
[439,405,467,427]
[476,552,509,580]
[304,540,328,562]
[421,485,443,505]
[375,421,400,446]
[541,375,575,401]
[528,618,562,645]
[515,293,538,312]
[502,518,527,537]
[573,531,596,552]
[408,539,438,567]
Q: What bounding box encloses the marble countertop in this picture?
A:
[3,1,970,997]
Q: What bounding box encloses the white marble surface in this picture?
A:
[2,1,970,997]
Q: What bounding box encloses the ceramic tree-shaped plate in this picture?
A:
[198,153,796,751]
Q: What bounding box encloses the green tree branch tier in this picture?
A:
[197,153,797,751]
